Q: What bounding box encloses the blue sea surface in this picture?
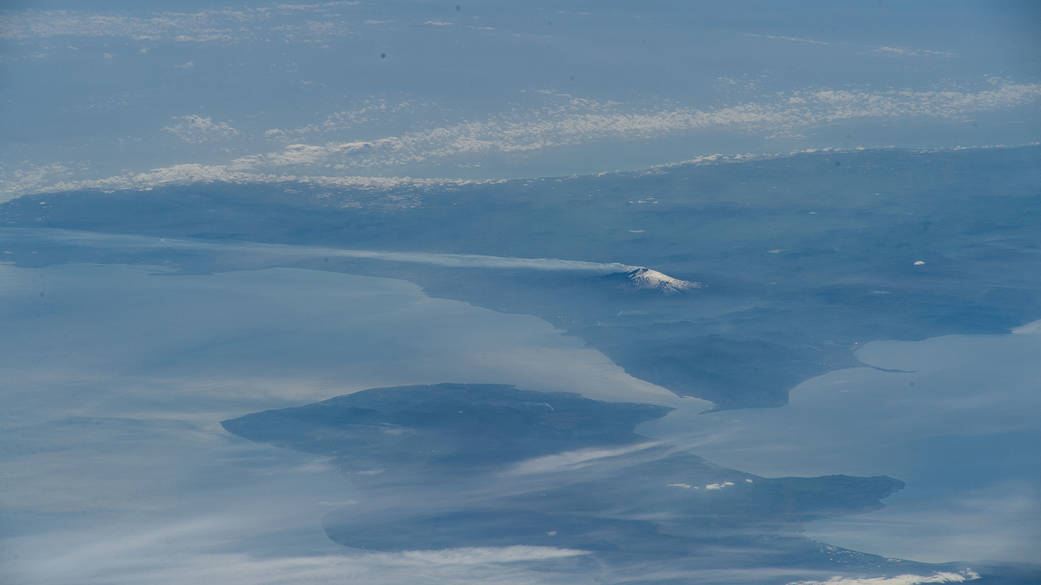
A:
[1,146,1039,583]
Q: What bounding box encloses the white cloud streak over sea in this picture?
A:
[788,570,980,585]
[2,80,1039,198]
[163,114,239,143]
[0,3,362,43]
[255,81,1041,166]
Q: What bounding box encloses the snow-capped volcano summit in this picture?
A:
[624,267,700,294]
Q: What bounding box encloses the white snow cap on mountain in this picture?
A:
[625,267,701,293]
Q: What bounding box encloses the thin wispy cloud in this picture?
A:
[788,570,980,585]
[747,33,830,46]
[873,46,954,58]
[3,79,1037,197]
[506,442,663,476]
[9,228,639,274]
[5,514,590,585]
[172,81,1041,166]
[0,3,361,42]
[0,162,492,201]
[265,99,422,138]
[163,115,239,143]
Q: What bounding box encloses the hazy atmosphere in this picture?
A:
[1,2,1039,584]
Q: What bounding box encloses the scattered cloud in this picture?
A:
[0,162,76,197]
[397,546,588,564]
[873,46,954,58]
[226,80,1041,171]
[0,162,488,201]
[163,115,239,143]
[788,570,980,585]
[3,80,1039,198]
[1,144,1035,203]
[265,99,422,138]
[0,2,361,43]
[747,33,830,46]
